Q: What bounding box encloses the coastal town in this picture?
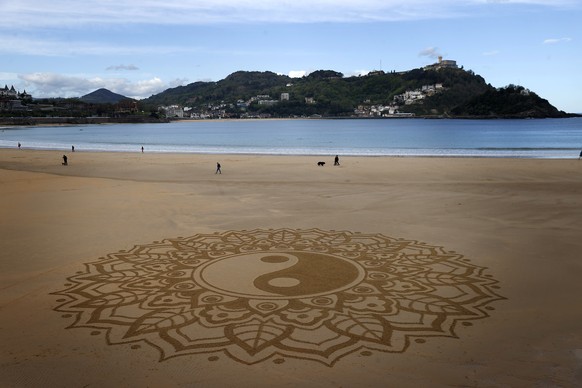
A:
[157,58,459,119]
[1,79,447,120]
[158,83,447,119]
[1,57,460,120]
[1,57,569,121]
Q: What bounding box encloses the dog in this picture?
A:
[317,161,325,166]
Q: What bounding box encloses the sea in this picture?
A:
[1,118,582,158]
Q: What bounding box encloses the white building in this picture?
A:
[162,105,184,118]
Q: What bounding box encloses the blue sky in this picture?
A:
[1,0,581,112]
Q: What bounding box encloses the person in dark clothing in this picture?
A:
[334,155,340,166]
[62,155,68,165]
[216,162,221,174]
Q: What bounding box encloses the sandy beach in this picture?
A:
[1,149,582,387]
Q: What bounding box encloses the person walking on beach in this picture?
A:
[72,145,75,152]
[141,146,144,153]
[334,155,340,166]
[18,142,21,149]
[216,162,222,174]
[579,150,582,160]
[62,155,68,166]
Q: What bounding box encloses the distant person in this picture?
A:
[62,155,68,166]
[216,162,221,174]
[72,145,75,152]
[579,150,582,160]
[18,142,21,149]
[141,146,144,153]
[334,155,340,166]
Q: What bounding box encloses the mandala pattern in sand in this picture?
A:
[53,228,504,366]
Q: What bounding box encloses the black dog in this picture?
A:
[317,161,325,166]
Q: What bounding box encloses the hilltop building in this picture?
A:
[424,56,458,71]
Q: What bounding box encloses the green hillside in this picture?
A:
[141,67,571,118]
[451,85,565,118]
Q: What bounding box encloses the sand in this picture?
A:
[1,149,582,387]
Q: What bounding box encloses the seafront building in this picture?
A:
[0,85,32,111]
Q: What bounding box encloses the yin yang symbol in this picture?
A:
[194,251,364,299]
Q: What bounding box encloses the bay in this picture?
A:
[1,118,582,158]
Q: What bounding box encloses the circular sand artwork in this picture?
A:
[53,229,503,366]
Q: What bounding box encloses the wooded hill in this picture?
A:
[142,68,572,118]
[80,88,129,104]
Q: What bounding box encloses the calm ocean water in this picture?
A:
[1,118,582,158]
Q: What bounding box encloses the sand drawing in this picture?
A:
[53,228,504,366]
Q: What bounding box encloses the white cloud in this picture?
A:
[288,70,308,78]
[18,73,99,96]
[419,47,442,59]
[168,78,190,88]
[17,72,181,99]
[106,64,140,71]
[0,35,202,57]
[543,37,572,44]
[346,70,371,77]
[1,0,577,27]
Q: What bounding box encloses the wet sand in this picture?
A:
[1,149,582,386]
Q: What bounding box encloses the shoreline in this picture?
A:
[0,116,169,127]
[1,146,580,159]
[1,114,580,128]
